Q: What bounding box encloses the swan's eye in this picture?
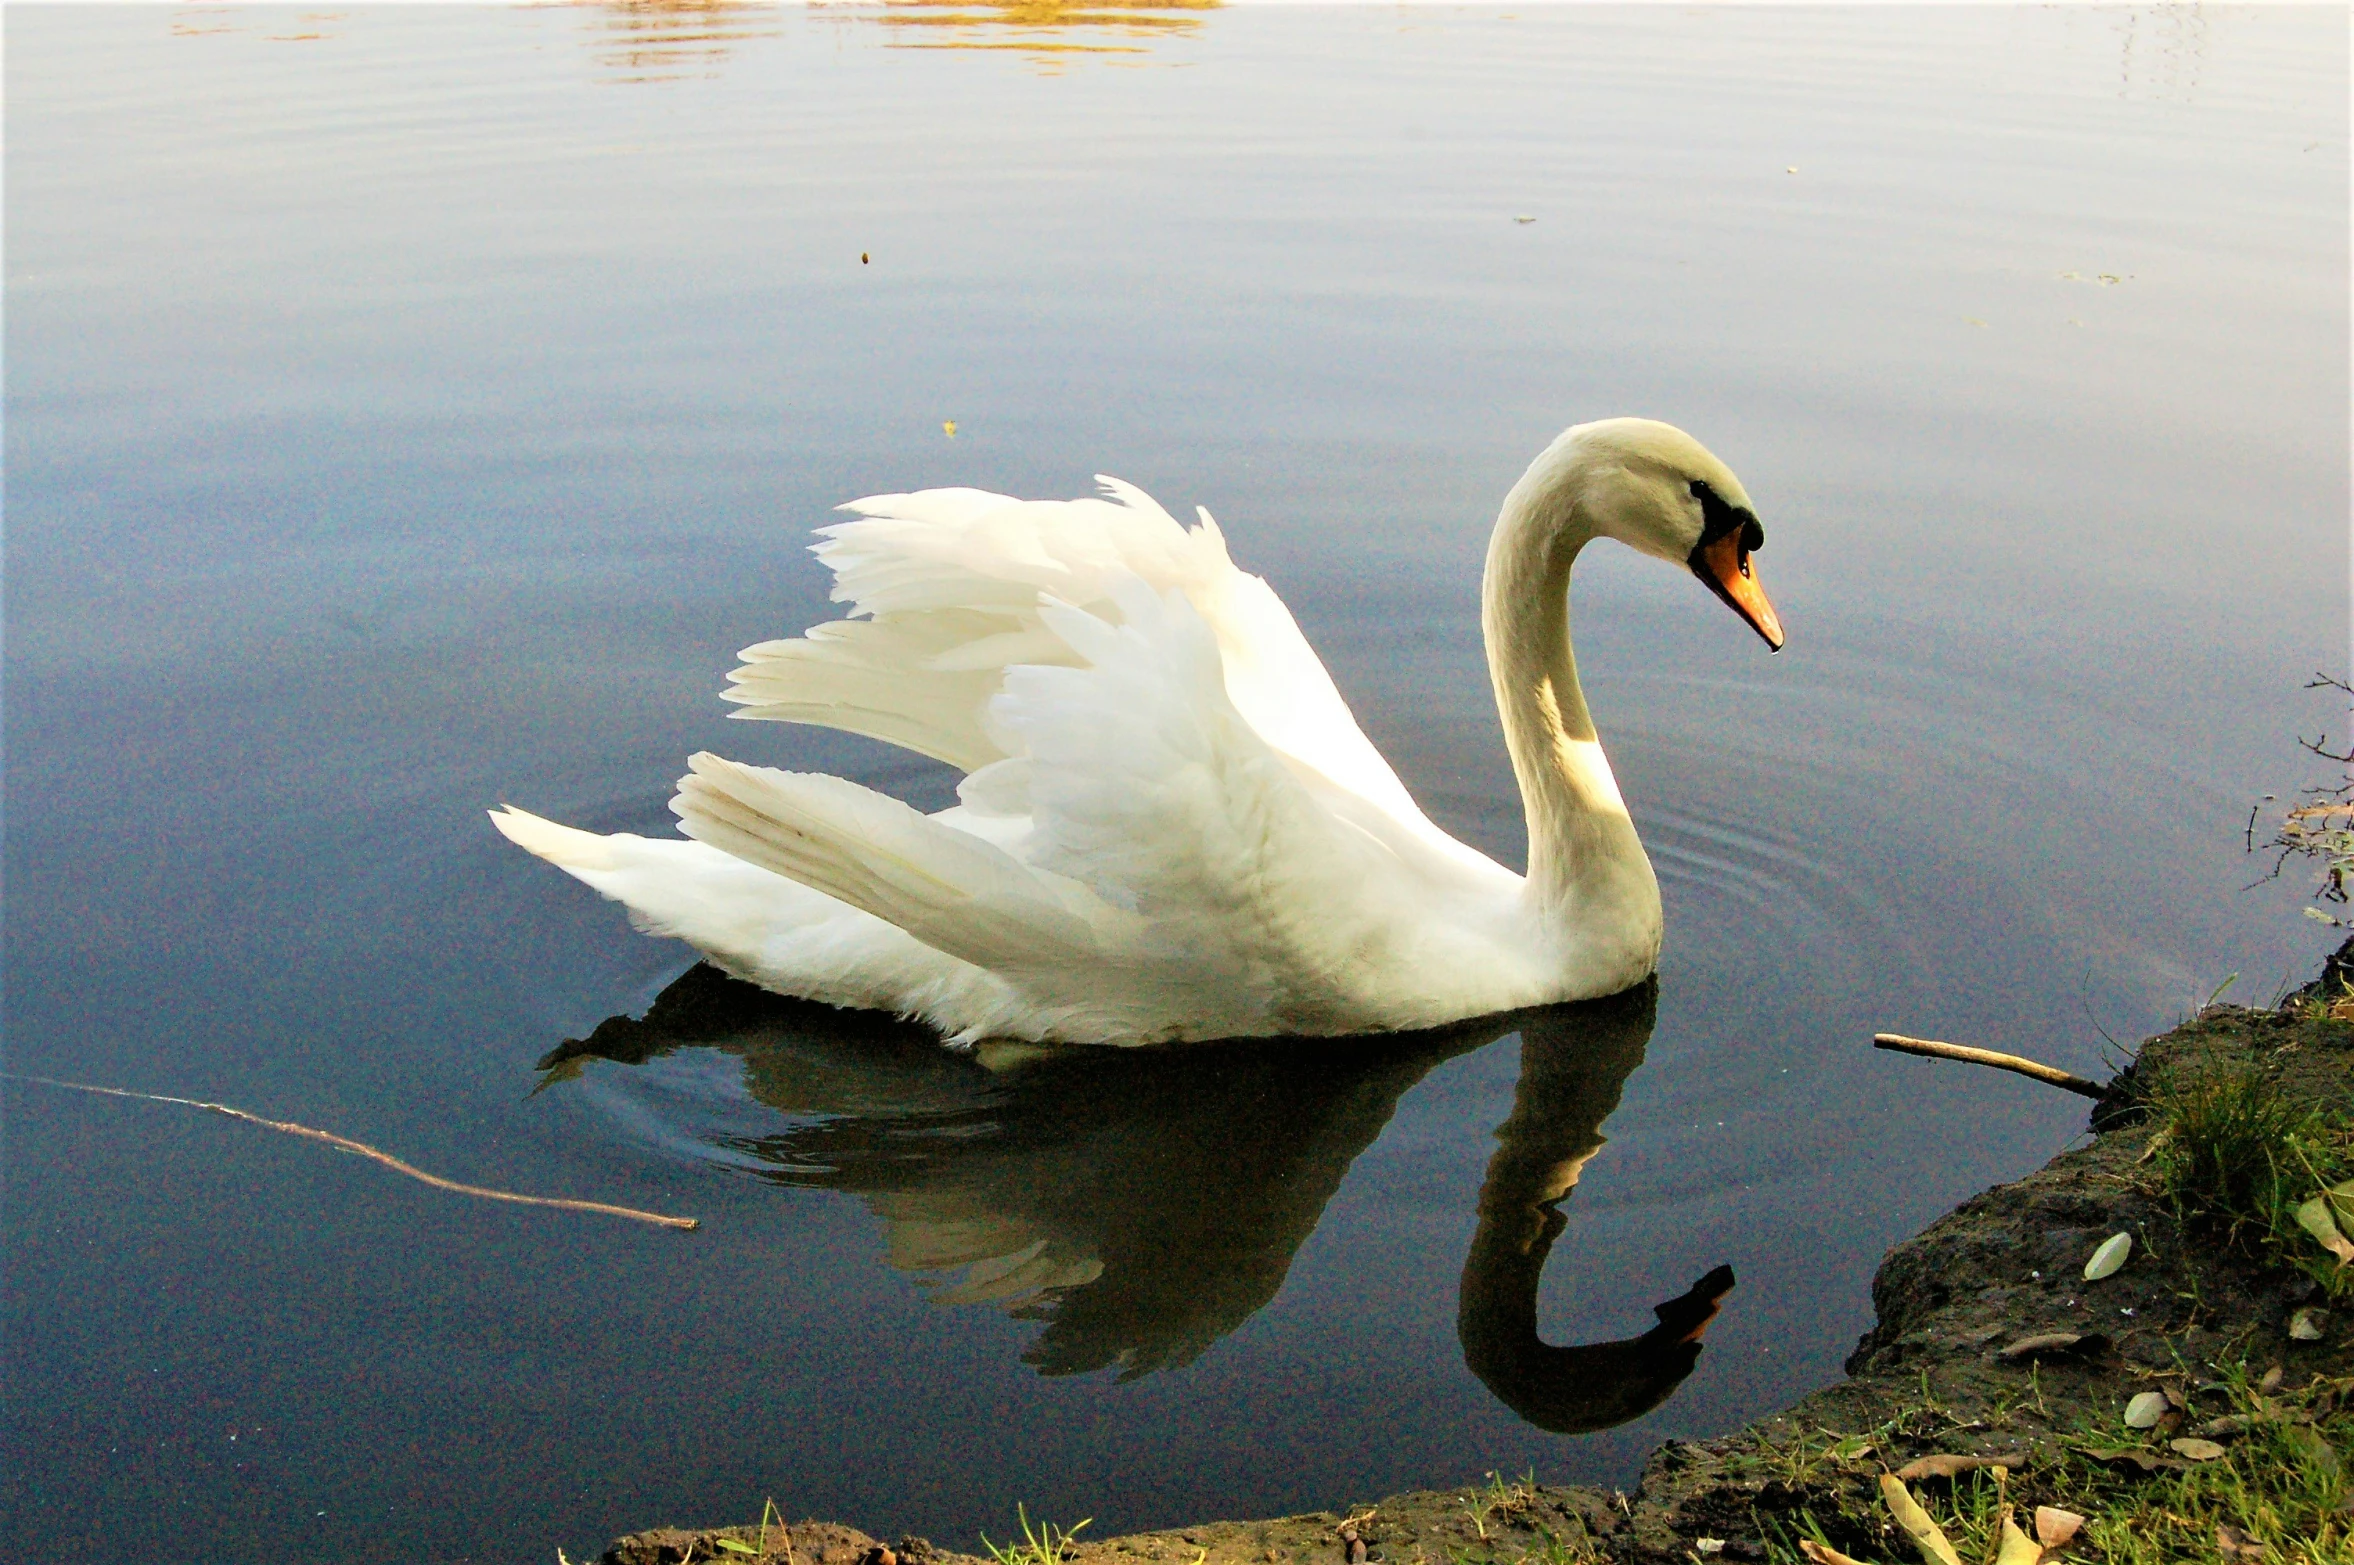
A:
[1689,479,1762,553]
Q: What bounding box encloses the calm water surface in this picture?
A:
[5,5,2346,1562]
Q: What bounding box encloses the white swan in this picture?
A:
[493,417,1782,1045]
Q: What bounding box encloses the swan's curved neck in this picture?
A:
[1481,475,1661,949]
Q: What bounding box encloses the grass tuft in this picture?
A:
[2148,1061,2353,1296]
[984,1504,1092,1565]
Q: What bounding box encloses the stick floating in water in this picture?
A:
[6,1073,700,1231]
[1870,1034,2106,1100]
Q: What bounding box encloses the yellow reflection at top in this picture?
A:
[572,0,784,84]
[866,0,1220,65]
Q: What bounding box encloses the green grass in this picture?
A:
[2147,1060,2354,1298]
[984,1504,1092,1565]
[1756,1369,2352,1565]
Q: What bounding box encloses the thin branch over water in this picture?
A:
[7,1073,701,1231]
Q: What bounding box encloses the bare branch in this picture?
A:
[1871,1033,2107,1099]
[6,1074,702,1231]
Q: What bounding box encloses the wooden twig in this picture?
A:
[1871,1034,2106,1100]
[6,1073,700,1231]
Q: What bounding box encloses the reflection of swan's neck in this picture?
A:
[1482,469,1660,944]
[1455,987,1730,1436]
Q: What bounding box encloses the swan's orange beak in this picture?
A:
[1692,530,1784,652]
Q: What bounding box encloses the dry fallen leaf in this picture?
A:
[2083,1232,2131,1280]
[2290,1306,2330,1342]
[1878,1475,1964,1565]
[2077,1445,2187,1474]
[1892,1454,2025,1481]
[2170,1437,2227,1462]
[2293,1188,2354,1267]
[2123,1391,2170,1428]
[2258,1364,2284,1394]
[2215,1523,2267,1561]
[2032,1507,2084,1550]
[1798,1542,1870,1565]
[1999,1332,2087,1361]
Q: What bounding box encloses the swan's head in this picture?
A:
[1537,418,1785,651]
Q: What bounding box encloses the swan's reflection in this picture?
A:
[542,968,1732,1423]
[1459,986,1736,1433]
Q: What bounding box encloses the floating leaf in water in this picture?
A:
[2123,1391,2171,1428]
[2033,1507,2084,1550]
[2289,1306,2329,1342]
[2082,1232,2131,1280]
[1877,1474,1963,1565]
[2169,1437,2226,1462]
[943,420,958,438]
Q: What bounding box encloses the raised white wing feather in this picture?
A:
[724,478,1461,848]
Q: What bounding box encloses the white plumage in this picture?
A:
[494,418,1783,1045]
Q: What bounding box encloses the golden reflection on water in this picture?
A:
[570,0,784,84]
[864,0,1219,66]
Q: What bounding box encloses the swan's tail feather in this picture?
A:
[489,803,844,958]
[669,754,1105,974]
[490,804,625,872]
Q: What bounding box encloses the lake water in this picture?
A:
[4,5,2345,1562]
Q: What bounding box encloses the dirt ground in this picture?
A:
[596,950,2354,1565]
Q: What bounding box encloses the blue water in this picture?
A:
[5,6,2345,1562]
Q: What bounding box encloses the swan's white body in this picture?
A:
[495,418,1780,1045]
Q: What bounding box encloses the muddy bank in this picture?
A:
[598,958,2354,1565]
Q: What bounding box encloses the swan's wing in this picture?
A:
[988,579,1500,1032]
[672,580,1508,1039]
[724,478,1448,842]
[669,754,1123,977]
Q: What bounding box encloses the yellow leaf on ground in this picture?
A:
[2293,1192,2354,1267]
[1992,1513,2041,1565]
[1877,1475,1964,1565]
[2083,1232,2131,1280]
[1892,1454,2023,1480]
[1798,1541,1874,1565]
